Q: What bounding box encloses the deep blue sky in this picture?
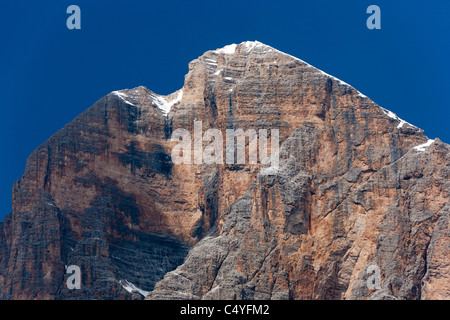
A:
[1,1,449,219]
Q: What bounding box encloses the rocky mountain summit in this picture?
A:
[0,41,448,300]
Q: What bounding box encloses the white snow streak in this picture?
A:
[380,107,418,130]
[150,90,183,115]
[214,43,237,55]
[119,279,149,297]
[243,41,258,53]
[413,139,435,152]
[112,91,135,106]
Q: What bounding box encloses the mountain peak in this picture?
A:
[211,40,273,56]
[2,40,447,300]
[212,40,267,55]
[207,41,358,89]
[196,41,421,134]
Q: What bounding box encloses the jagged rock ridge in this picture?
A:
[0,41,448,300]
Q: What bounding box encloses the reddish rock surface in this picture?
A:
[0,41,448,300]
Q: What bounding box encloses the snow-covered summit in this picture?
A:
[211,41,421,133]
[149,90,183,115]
[112,86,183,115]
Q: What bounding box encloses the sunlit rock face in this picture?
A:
[0,41,448,300]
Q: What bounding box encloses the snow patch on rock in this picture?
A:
[214,43,237,55]
[119,279,149,297]
[150,89,183,115]
[413,139,435,152]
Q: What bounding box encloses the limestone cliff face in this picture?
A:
[0,41,448,300]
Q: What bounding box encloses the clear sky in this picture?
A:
[1,0,449,219]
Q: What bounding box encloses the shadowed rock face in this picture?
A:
[0,41,449,300]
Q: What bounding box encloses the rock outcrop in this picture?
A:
[0,41,448,300]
